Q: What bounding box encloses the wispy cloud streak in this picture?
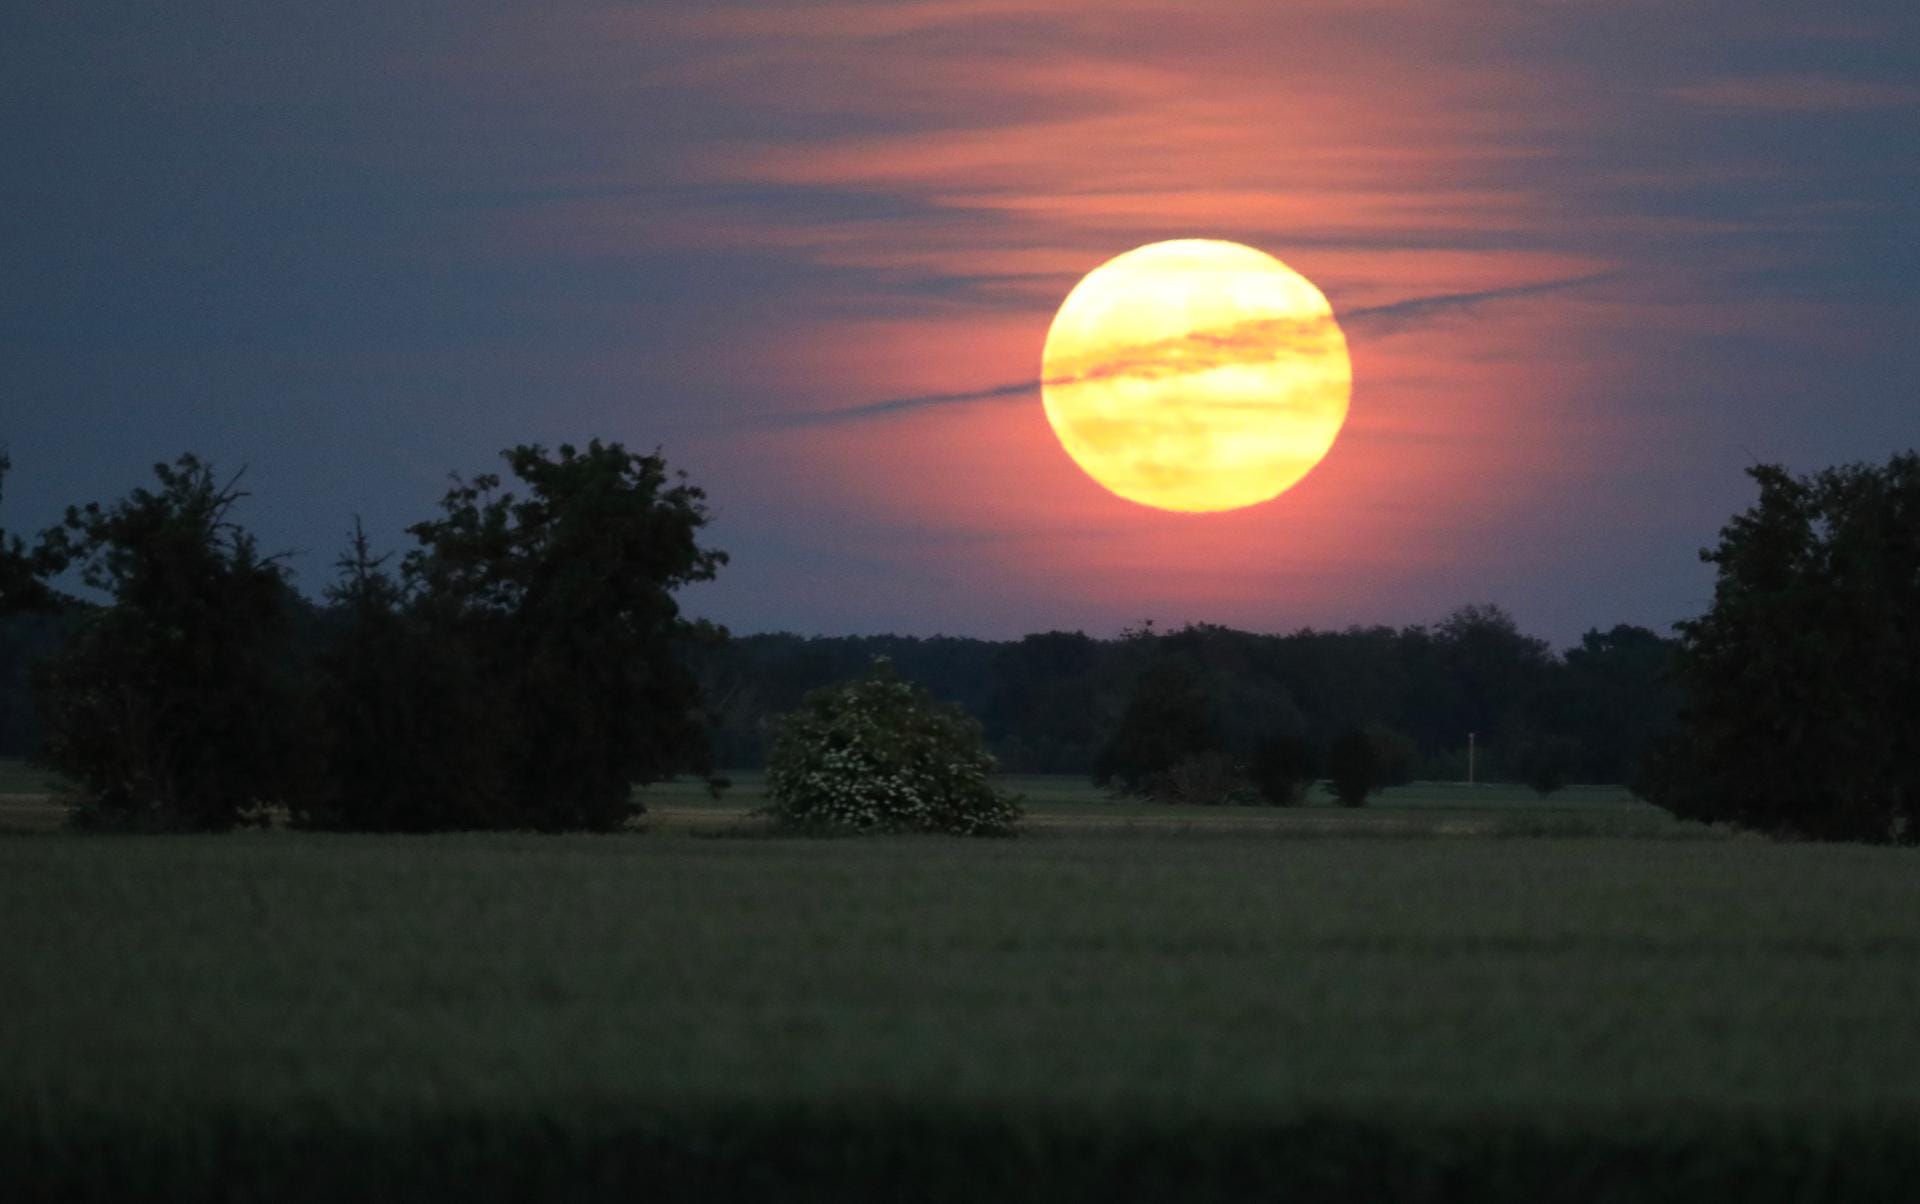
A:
[1342,274,1614,333]
[767,274,1609,427]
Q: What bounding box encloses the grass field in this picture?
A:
[5,760,1919,1200]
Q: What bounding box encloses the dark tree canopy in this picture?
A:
[0,446,1686,792]
[293,521,512,832]
[1400,604,1556,755]
[1645,454,1920,842]
[400,441,726,831]
[985,631,1109,773]
[31,456,298,830]
[676,612,1676,785]
[1553,625,1677,784]
[1326,727,1378,808]
[1247,732,1318,806]
[1092,656,1221,794]
[7,442,724,833]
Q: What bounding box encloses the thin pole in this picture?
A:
[1468,732,1477,786]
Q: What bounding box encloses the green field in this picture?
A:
[5,764,1919,1200]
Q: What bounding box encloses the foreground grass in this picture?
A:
[4,805,1919,1200]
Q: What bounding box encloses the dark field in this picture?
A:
[5,764,1919,1200]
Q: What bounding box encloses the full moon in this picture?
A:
[1040,239,1352,513]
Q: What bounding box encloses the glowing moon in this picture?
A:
[1040,239,1351,513]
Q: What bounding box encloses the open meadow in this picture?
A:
[5,762,1920,1200]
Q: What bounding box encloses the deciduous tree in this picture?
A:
[1644,454,1920,841]
[1092,658,1220,794]
[32,456,297,830]
[294,521,511,831]
[401,441,726,831]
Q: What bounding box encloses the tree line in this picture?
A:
[0,444,723,831]
[3,444,1916,841]
[692,614,1679,790]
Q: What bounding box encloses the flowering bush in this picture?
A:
[766,668,1021,836]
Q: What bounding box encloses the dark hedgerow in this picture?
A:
[767,666,1020,836]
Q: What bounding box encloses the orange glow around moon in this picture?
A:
[1040,239,1352,513]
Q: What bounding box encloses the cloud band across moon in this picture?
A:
[767,274,1610,428]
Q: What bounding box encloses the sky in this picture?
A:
[3,1,1916,646]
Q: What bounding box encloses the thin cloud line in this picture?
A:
[763,273,1611,428]
[1342,272,1613,332]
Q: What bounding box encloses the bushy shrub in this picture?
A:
[1326,727,1378,808]
[767,667,1020,836]
[1248,733,1318,806]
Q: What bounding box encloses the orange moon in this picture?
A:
[1040,240,1352,513]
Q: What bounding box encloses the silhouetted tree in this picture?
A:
[1326,726,1378,807]
[1400,605,1555,761]
[1248,732,1318,806]
[1644,454,1920,841]
[402,441,726,831]
[1154,622,1308,757]
[292,521,510,831]
[1553,625,1679,784]
[1092,657,1220,794]
[984,631,1106,772]
[31,456,297,830]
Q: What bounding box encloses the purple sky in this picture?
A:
[3,1,1916,646]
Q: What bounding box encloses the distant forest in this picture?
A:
[695,607,1677,784]
[0,604,1678,787]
